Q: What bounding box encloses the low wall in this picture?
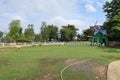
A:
[107,42,120,47]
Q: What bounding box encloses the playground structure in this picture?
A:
[90,25,108,46]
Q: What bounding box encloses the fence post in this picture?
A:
[2,43,4,47]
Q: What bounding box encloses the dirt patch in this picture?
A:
[35,73,58,80]
[35,58,107,80]
[64,58,88,72]
[64,59,107,80]
[91,64,107,80]
[65,58,78,65]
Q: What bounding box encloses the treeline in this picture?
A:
[0,20,80,43]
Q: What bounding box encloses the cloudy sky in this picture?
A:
[0,0,111,34]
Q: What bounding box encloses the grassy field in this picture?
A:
[0,45,120,80]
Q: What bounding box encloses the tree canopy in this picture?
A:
[40,21,48,42]
[103,0,120,41]
[47,24,58,41]
[82,28,93,41]
[60,24,78,41]
[40,22,58,42]
[6,20,23,42]
[24,24,35,42]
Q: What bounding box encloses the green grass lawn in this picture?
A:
[0,45,120,80]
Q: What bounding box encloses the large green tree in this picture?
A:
[40,22,58,42]
[60,24,78,41]
[47,24,58,41]
[40,21,48,42]
[6,20,23,42]
[24,24,35,42]
[103,0,120,41]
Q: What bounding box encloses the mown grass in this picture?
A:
[0,45,120,80]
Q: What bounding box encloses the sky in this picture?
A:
[0,0,111,34]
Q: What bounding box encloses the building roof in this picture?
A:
[90,25,107,36]
[94,30,107,36]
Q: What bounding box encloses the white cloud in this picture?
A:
[97,2,104,7]
[3,0,79,17]
[82,0,94,4]
[106,0,112,2]
[11,16,26,22]
[50,16,87,33]
[85,4,97,12]
[52,16,85,26]
[82,0,109,8]
[0,0,108,33]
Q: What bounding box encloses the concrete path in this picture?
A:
[107,61,120,80]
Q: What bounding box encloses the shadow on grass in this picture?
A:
[100,47,120,53]
[101,55,120,61]
[0,58,11,67]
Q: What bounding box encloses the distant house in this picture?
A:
[90,25,108,46]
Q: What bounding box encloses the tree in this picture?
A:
[0,31,3,38]
[34,34,41,42]
[6,20,23,42]
[103,0,120,41]
[77,34,81,41]
[67,24,78,41]
[24,24,35,42]
[40,22,58,42]
[0,31,3,42]
[40,21,48,42]
[82,28,93,41]
[60,24,78,41]
[47,24,58,41]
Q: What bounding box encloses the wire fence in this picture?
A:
[0,41,91,48]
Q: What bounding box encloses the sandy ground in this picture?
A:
[107,61,120,80]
